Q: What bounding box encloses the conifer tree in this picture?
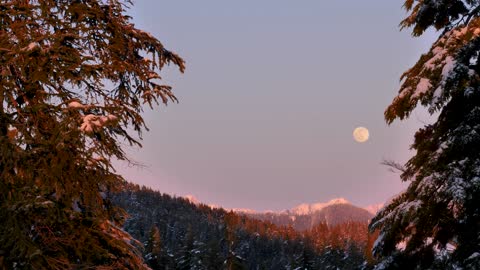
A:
[0,0,184,269]
[225,251,247,270]
[370,1,480,269]
[145,225,170,269]
[176,228,196,270]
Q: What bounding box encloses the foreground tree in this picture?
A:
[370,1,480,269]
[0,1,184,268]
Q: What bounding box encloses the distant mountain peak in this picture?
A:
[241,198,373,230]
[185,194,382,221]
[288,198,351,215]
[228,198,353,215]
[180,194,375,230]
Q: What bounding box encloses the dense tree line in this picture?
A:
[112,183,376,270]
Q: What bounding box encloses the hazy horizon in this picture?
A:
[114,1,440,212]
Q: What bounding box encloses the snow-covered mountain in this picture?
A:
[182,194,380,231]
[236,198,374,231]
[286,198,351,215]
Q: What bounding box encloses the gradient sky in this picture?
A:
[115,1,439,211]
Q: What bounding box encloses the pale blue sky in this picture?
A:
[116,1,438,211]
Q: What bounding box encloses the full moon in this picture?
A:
[353,127,369,143]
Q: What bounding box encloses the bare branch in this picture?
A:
[381,159,406,174]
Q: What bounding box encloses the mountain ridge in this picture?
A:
[184,194,381,231]
[204,197,382,216]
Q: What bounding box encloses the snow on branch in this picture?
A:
[80,114,118,134]
[385,18,480,123]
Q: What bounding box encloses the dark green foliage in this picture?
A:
[371,0,480,269]
[400,0,470,36]
[225,252,247,270]
[0,0,184,268]
[145,225,172,269]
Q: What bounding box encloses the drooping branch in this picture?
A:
[381,159,406,174]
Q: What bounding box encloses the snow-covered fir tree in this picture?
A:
[0,1,184,268]
[370,1,480,269]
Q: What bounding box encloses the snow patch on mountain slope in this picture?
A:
[230,208,259,214]
[287,198,351,215]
